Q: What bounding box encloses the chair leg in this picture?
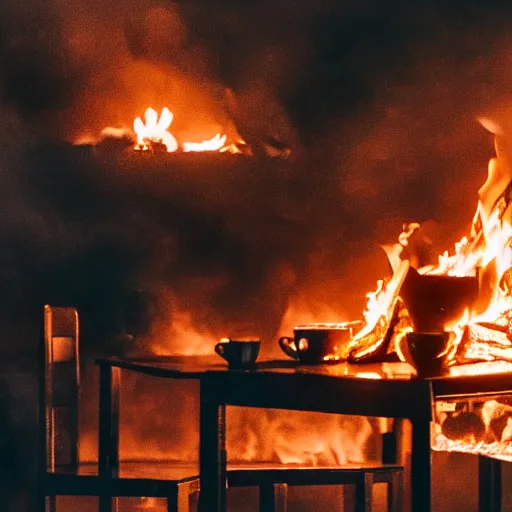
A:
[99,496,117,512]
[99,497,119,512]
[46,496,56,512]
[259,483,288,512]
[354,472,373,512]
[388,471,403,512]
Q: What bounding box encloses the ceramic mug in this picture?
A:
[278,322,363,364]
[214,338,261,369]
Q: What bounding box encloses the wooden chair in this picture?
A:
[38,305,199,512]
[227,462,403,512]
[225,416,404,512]
[220,381,404,512]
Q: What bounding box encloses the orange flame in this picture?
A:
[182,134,228,152]
[432,396,512,461]
[134,107,178,152]
[132,106,231,153]
[353,126,512,369]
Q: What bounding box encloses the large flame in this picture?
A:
[347,123,512,460]
[350,125,512,369]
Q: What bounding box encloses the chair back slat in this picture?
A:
[43,305,80,471]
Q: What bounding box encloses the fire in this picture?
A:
[354,372,383,379]
[349,121,512,370]
[344,119,512,460]
[227,409,375,467]
[182,134,227,153]
[79,388,378,469]
[432,397,512,462]
[134,107,178,152]
[131,106,232,153]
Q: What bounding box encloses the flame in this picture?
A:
[134,107,178,152]
[351,128,512,369]
[345,126,512,458]
[90,102,256,155]
[432,397,512,461]
[131,106,235,153]
[182,134,227,152]
[220,140,250,154]
[354,372,383,379]
[246,410,374,466]
[80,392,377,468]
[448,360,512,377]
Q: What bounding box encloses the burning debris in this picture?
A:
[80,103,293,158]
[92,106,250,155]
[347,119,512,372]
[432,396,512,462]
[336,118,512,461]
[132,107,238,154]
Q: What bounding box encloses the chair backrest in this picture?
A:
[41,305,80,471]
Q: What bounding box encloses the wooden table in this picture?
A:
[96,356,512,512]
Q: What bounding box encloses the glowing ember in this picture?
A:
[432,397,512,461]
[355,372,383,379]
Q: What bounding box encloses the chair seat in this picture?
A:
[227,462,403,487]
[45,462,199,497]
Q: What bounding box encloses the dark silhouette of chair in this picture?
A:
[227,461,403,512]
[38,305,199,512]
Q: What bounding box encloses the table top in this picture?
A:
[96,356,512,421]
[97,355,417,379]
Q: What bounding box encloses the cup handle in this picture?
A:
[278,336,299,360]
[215,342,227,360]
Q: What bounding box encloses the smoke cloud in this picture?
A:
[0,0,511,352]
[2,2,512,508]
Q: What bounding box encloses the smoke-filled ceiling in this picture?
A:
[0,0,512,356]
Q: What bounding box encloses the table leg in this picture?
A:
[355,472,373,512]
[260,483,288,512]
[98,364,120,512]
[410,420,431,512]
[199,383,226,512]
[478,455,502,512]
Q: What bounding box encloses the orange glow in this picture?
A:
[432,397,512,461]
[448,360,512,377]
[432,434,512,462]
[355,372,383,380]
